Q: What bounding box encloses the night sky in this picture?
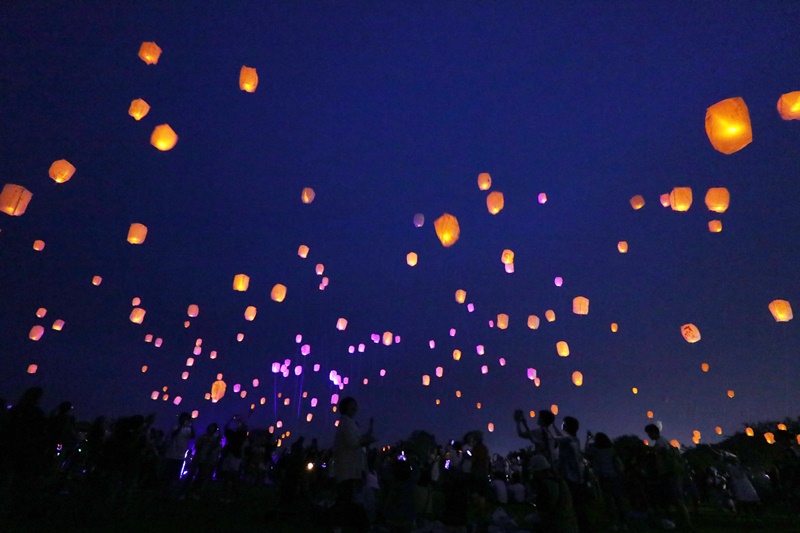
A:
[1,3,799,453]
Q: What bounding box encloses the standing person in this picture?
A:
[221,414,248,502]
[163,412,195,494]
[585,431,626,530]
[644,424,693,530]
[555,416,589,532]
[332,397,374,532]
[185,422,221,499]
[515,409,559,468]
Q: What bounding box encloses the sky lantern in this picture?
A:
[336,318,348,331]
[504,263,514,274]
[187,304,199,317]
[453,349,462,361]
[629,195,645,210]
[33,240,45,251]
[777,423,787,431]
[526,368,537,380]
[610,322,619,332]
[271,283,287,302]
[0,184,33,216]
[572,371,583,386]
[715,426,722,435]
[36,308,47,318]
[701,362,709,372]
[298,245,309,258]
[646,411,654,419]
[128,98,150,120]
[497,313,509,329]
[545,309,556,322]
[501,249,514,264]
[435,366,443,378]
[764,432,775,444]
[211,379,226,402]
[745,427,754,437]
[455,289,466,303]
[727,390,735,398]
[131,297,141,306]
[554,277,563,287]
[669,187,693,211]
[659,194,670,207]
[406,252,418,266]
[49,159,75,183]
[477,172,492,190]
[138,41,162,64]
[27,364,38,374]
[704,188,730,213]
[150,124,178,151]
[556,341,569,357]
[486,191,504,214]
[551,404,559,415]
[538,193,547,204]
[52,319,64,331]
[422,375,430,386]
[92,275,102,286]
[239,66,258,92]
[777,91,800,120]
[434,213,460,247]
[617,241,628,253]
[632,387,638,394]
[127,223,148,244]
[236,332,244,342]
[768,299,793,322]
[154,338,162,347]
[129,307,146,324]
[681,323,701,343]
[708,220,722,233]
[29,325,44,341]
[705,97,752,154]
[301,187,315,204]
[413,213,424,227]
[382,332,393,345]
[244,306,257,321]
[572,296,589,315]
[527,315,540,330]
[316,264,324,275]
[233,274,250,291]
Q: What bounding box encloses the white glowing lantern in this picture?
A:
[413,213,425,227]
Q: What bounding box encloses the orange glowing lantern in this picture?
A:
[501,249,514,264]
[33,240,45,251]
[545,309,555,322]
[406,252,418,266]
[127,223,148,244]
[764,432,775,444]
[551,404,559,415]
[715,426,722,435]
[708,220,722,233]
[556,341,569,357]
[36,308,47,318]
[452,349,462,361]
[681,323,701,343]
[705,97,752,154]
[477,172,492,190]
[727,390,735,398]
[497,313,509,330]
[572,296,589,315]
[92,275,102,286]
[233,274,250,291]
[527,315,540,330]
[244,306,257,321]
[659,193,670,207]
[211,379,226,402]
[611,322,619,332]
[382,332,393,346]
[138,42,162,64]
[777,91,800,120]
[455,289,466,304]
[745,427,754,437]
[298,245,309,258]
[632,387,638,394]
[29,325,44,341]
[486,191,504,214]
[629,195,645,210]
[336,318,348,331]
[187,304,199,317]
[768,300,793,322]
[52,319,64,331]
[701,363,709,372]
[617,241,628,253]
[128,98,150,120]
[422,375,430,386]
[646,411,654,419]
[271,283,287,302]
[669,187,693,211]
[150,124,178,151]
[27,364,38,374]
[704,188,730,213]
[301,187,315,204]
[129,307,146,324]
[572,371,583,386]
[239,66,258,92]
[49,160,75,184]
[434,213,460,247]
[0,184,33,216]
[777,423,787,431]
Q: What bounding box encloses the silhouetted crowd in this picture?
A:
[1,387,799,532]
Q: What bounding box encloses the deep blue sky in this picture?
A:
[1,2,799,452]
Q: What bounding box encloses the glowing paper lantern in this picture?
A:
[768,300,793,322]
[244,306,257,321]
[727,390,735,398]
[127,223,147,244]
[434,213,460,247]
[298,245,309,258]
[422,375,430,386]
[610,322,619,333]
[745,427,754,437]
[233,274,250,291]
[646,411,654,419]
[708,220,722,233]
[504,263,514,274]
[271,284,287,302]
[27,364,38,374]
[406,252,418,266]
[669,187,693,211]
[92,275,102,286]
[33,240,45,251]
[315,264,324,275]
[435,366,443,378]
[382,332,393,346]
[36,308,47,318]
[0,184,33,216]
[777,91,800,120]
[501,249,514,264]
[452,349,461,361]
[481,365,488,374]
[660,194,670,207]
[701,363,709,372]
[715,426,722,435]
[617,241,628,253]
[527,315,540,330]
[545,309,555,322]
[150,124,178,151]
[486,191,504,214]
[497,313,509,329]
[538,193,547,204]
[670,439,681,448]
[556,341,569,357]
[764,432,775,444]
[29,326,44,341]
[128,98,150,120]
[301,187,315,204]
[632,387,638,394]
[681,323,701,343]
[336,318,348,331]
[705,188,730,213]
[551,404,559,415]
[705,97,752,154]
[131,297,141,306]
[211,379,226,402]
[49,160,75,184]
[239,66,258,92]
[52,319,64,331]
[777,423,787,431]
[526,368,537,380]
[129,307,146,324]
[572,296,589,315]
[236,333,244,342]
[572,371,583,386]
[154,338,163,347]
[477,172,492,190]
[455,289,466,304]
[187,304,199,317]
[554,277,563,287]
[413,213,424,227]
[138,42,162,64]
[629,195,645,210]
